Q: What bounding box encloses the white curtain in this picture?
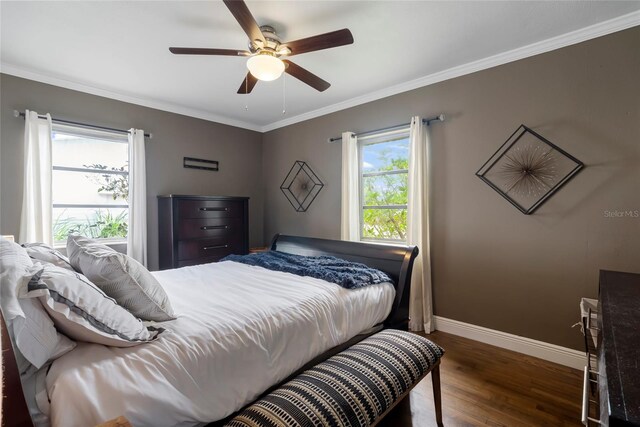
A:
[340,131,359,241]
[19,110,53,245]
[127,129,147,266]
[407,116,434,332]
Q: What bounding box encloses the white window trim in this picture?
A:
[358,127,410,243]
[51,124,130,244]
[53,237,127,250]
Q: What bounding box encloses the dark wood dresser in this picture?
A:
[595,270,640,426]
[157,195,249,270]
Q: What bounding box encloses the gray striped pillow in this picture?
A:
[20,264,161,347]
[67,235,175,322]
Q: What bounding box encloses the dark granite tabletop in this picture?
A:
[599,270,640,426]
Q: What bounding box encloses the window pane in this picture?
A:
[360,135,410,242]
[52,132,128,171]
[361,136,409,173]
[53,169,129,205]
[363,173,408,206]
[362,208,407,241]
[53,207,128,243]
[51,128,129,242]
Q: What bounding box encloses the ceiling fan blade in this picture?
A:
[169,47,250,56]
[237,72,259,94]
[282,29,353,56]
[223,0,265,44]
[283,60,330,92]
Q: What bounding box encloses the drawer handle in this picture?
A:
[203,244,228,250]
[200,225,229,230]
[199,207,229,211]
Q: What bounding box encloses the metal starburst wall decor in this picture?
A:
[476,125,584,214]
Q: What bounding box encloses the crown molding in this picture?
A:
[0,63,263,132]
[260,9,640,132]
[2,9,638,134]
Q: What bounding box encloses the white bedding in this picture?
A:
[44,260,395,427]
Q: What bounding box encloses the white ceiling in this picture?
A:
[1,1,639,132]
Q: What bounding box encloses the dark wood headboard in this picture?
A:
[270,234,418,330]
[2,235,418,426]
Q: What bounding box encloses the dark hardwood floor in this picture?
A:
[378,331,583,427]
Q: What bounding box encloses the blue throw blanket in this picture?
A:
[222,251,393,289]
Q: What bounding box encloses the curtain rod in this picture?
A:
[13,110,152,139]
[327,114,445,143]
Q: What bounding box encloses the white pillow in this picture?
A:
[0,239,76,369]
[22,242,74,271]
[67,235,175,321]
[19,264,162,347]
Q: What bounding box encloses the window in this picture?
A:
[52,124,129,244]
[359,129,410,242]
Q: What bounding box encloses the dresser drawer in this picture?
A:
[177,218,242,240]
[177,236,243,261]
[177,200,243,219]
[158,195,249,270]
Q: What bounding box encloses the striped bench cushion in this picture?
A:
[226,330,444,427]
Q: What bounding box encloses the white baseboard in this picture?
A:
[433,316,585,370]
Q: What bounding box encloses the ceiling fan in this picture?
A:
[169,0,354,94]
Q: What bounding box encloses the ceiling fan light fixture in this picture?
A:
[247,54,285,82]
[170,1,353,93]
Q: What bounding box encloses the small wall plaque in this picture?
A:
[183,157,219,172]
[476,125,584,214]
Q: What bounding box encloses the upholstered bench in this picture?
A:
[225,330,445,427]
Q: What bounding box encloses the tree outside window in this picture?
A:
[361,135,409,242]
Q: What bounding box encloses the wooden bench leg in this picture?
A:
[432,364,444,427]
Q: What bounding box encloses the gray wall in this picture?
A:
[1,27,638,350]
[262,27,640,350]
[0,74,264,271]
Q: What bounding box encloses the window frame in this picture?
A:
[358,127,410,244]
[51,124,130,244]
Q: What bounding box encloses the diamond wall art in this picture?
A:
[476,125,584,214]
[280,161,324,212]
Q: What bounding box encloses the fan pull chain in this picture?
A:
[282,74,286,115]
[245,76,249,111]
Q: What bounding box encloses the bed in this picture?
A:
[2,234,418,427]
